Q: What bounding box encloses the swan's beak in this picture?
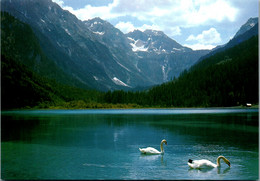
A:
[165,141,167,145]
[225,159,231,167]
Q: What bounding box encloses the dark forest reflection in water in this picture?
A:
[1,109,258,180]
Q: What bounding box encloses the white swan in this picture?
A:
[139,139,167,155]
[188,156,230,169]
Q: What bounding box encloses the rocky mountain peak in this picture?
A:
[234,17,258,38]
[144,29,166,37]
[126,29,187,54]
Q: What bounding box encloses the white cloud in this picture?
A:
[52,0,238,35]
[50,0,258,50]
[115,21,162,34]
[185,0,238,26]
[111,0,173,14]
[138,24,161,32]
[110,0,238,27]
[53,0,120,20]
[186,28,221,44]
[185,28,221,50]
[164,26,182,37]
[184,43,216,50]
[51,0,64,7]
[115,21,135,33]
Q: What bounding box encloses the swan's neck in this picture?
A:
[216,156,225,167]
[160,142,164,153]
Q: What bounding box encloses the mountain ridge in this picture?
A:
[196,17,258,64]
[234,17,258,38]
[1,0,258,92]
[1,9,258,109]
[2,0,153,90]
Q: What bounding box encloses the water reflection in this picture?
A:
[217,167,230,174]
[139,154,167,166]
[2,112,258,151]
[2,111,258,152]
[188,167,230,174]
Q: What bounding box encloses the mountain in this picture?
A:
[1,12,105,109]
[1,0,154,91]
[85,17,210,84]
[2,53,58,109]
[2,0,256,93]
[1,8,258,109]
[2,0,210,91]
[127,29,186,53]
[1,11,90,89]
[197,17,258,63]
[102,17,259,107]
[84,17,133,52]
[83,17,154,88]
[126,30,209,83]
[2,52,103,109]
[234,17,258,38]
[103,35,259,107]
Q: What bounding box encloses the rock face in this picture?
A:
[2,0,209,90]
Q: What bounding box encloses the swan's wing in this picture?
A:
[199,160,217,168]
[139,147,160,154]
[188,159,216,169]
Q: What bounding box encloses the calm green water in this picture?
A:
[1,108,259,180]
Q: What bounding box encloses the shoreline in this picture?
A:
[2,104,259,111]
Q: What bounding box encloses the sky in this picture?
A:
[52,0,258,50]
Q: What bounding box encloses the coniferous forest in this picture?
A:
[1,12,259,109]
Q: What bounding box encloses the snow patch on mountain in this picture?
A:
[112,77,131,87]
[131,43,148,52]
[93,31,105,35]
[250,23,255,27]
[128,38,148,52]
[64,28,71,35]
[94,21,102,25]
[173,48,182,51]
[40,19,45,23]
[116,61,131,72]
[127,37,135,42]
[162,65,166,79]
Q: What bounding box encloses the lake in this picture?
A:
[1,108,259,180]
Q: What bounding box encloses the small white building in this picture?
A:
[246,103,252,107]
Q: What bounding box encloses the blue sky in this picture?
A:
[52,0,258,50]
